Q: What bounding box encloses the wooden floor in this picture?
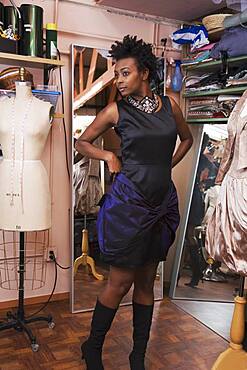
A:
[0,298,228,370]
[74,265,163,311]
[173,300,234,341]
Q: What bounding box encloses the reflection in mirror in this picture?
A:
[71,44,164,312]
[172,124,240,301]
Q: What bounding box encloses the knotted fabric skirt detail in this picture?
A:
[97,173,180,267]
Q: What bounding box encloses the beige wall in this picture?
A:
[0,0,199,303]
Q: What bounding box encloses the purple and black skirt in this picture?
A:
[97,173,180,268]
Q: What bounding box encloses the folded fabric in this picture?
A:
[192,42,216,53]
[210,26,247,59]
[185,84,222,92]
[185,74,211,87]
[181,50,211,64]
[187,97,238,118]
[172,25,209,51]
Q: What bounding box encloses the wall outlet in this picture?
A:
[46,246,57,262]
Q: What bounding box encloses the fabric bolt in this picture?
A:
[96,96,180,267]
[206,89,247,275]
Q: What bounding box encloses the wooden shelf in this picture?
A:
[182,55,247,71]
[0,52,64,69]
[184,85,247,98]
[187,118,228,123]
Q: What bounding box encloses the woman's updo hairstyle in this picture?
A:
[109,35,157,82]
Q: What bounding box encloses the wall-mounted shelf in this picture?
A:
[187,118,228,123]
[184,85,247,98]
[0,52,64,69]
[182,55,247,71]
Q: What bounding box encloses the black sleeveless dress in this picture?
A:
[115,96,177,204]
[97,96,180,267]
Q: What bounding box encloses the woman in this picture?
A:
[75,35,193,370]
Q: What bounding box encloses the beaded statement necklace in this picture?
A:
[127,94,159,114]
[9,96,33,213]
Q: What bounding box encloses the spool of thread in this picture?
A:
[4,6,20,36]
[19,4,44,57]
[46,23,57,59]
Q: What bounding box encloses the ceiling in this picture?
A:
[95,0,228,21]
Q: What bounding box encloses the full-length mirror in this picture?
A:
[170,124,240,301]
[71,44,164,312]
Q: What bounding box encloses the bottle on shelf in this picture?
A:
[45,23,57,60]
[171,60,183,92]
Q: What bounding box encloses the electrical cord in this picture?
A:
[57,48,71,180]
[25,260,58,319]
[25,253,71,319]
[54,259,71,270]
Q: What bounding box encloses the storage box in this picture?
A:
[0,38,18,54]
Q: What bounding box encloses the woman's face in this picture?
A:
[114,57,149,98]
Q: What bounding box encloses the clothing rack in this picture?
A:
[0,231,55,352]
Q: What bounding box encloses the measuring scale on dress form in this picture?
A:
[0,82,53,231]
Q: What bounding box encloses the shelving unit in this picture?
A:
[187,118,228,123]
[182,55,247,71]
[0,52,65,118]
[184,85,247,98]
[0,52,64,68]
[182,55,247,125]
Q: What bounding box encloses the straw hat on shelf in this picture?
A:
[202,13,232,33]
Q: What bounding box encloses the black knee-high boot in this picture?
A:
[129,301,154,370]
[81,299,118,370]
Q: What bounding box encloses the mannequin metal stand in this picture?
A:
[212,276,247,370]
[0,232,55,352]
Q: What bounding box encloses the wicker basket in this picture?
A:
[202,14,232,32]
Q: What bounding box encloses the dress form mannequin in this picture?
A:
[0,80,55,350]
[0,81,53,231]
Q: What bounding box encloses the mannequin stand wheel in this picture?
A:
[74,229,104,281]
[0,232,55,352]
[212,276,247,370]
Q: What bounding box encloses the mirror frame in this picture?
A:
[169,124,236,303]
[70,43,164,313]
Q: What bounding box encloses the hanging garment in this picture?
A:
[73,138,103,216]
[202,185,221,226]
[205,90,247,275]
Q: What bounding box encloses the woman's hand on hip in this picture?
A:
[105,151,122,175]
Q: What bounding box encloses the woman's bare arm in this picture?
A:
[75,102,121,174]
[169,96,193,168]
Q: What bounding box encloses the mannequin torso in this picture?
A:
[0,82,53,231]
